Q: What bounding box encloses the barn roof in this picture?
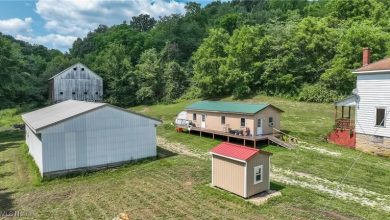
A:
[354,57,390,73]
[48,63,102,80]
[185,101,283,114]
[210,142,272,162]
[22,100,161,133]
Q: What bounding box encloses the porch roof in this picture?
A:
[334,95,356,107]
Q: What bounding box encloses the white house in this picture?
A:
[49,63,103,103]
[22,100,161,177]
[333,48,390,155]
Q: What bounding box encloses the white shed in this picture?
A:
[22,100,161,177]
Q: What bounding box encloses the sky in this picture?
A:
[0,0,216,52]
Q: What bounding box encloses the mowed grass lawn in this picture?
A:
[1,95,390,219]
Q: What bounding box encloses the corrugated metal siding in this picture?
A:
[52,64,103,103]
[40,106,157,173]
[356,74,390,137]
[25,125,43,175]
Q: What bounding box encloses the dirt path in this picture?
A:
[157,136,390,213]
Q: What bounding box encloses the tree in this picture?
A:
[163,61,187,102]
[193,28,230,97]
[135,48,163,104]
[130,14,156,32]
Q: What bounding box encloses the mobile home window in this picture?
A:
[221,116,225,125]
[269,117,274,127]
[254,165,263,184]
[241,118,245,127]
[376,108,385,127]
[193,113,197,121]
[257,119,262,127]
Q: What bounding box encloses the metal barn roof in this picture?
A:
[22,100,160,132]
[185,101,282,114]
[210,142,272,162]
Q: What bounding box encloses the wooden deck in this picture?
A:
[176,125,281,147]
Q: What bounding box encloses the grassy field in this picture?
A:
[1,95,390,219]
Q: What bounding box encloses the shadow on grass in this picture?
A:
[0,130,24,153]
[0,160,11,167]
[157,146,178,158]
[0,172,13,178]
[270,182,285,191]
[0,188,15,210]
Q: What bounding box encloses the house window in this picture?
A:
[59,92,63,95]
[254,165,263,184]
[376,108,385,127]
[73,67,77,71]
[221,116,225,125]
[193,113,197,121]
[72,92,76,95]
[202,114,206,122]
[269,117,274,127]
[81,67,85,71]
[84,92,88,95]
[241,118,245,127]
[95,92,98,95]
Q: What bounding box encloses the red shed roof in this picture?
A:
[210,142,271,162]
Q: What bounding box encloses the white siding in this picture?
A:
[39,106,158,173]
[356,73,390,137]
[25,125,43,175]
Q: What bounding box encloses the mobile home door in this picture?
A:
[201,114,206,128]
[256,118,263,135]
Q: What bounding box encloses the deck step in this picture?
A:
[268,136,293,149]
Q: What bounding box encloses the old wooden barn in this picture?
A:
[49,63,103,103]
[22,100,161,177]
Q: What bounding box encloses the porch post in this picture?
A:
[348,106,351,119]
[341,106,344,119]
[254,140,256,148]
[244,139,246,146]
[334,106,337,121]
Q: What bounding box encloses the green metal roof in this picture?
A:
[185,101,280,114]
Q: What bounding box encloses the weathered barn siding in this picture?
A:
[50,63,103,103]
[356,73,390,137]
[25,125,43,174]
[246,154,270,197]
[39,106,157,174]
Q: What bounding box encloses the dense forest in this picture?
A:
[1,0,390,109]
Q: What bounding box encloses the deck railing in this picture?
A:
[335,118,354,130]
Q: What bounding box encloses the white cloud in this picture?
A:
[0,17,33,35]
[36,0,187,37]
[16,34,77,51]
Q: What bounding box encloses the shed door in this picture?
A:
[256,118,263,135]
[201,114,206,128]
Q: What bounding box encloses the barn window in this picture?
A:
[376,108,385,127]
[193,113,196,121]
[95,92,98,95]
[84,92,87,95]
[254,165,263,184]
[221,116,225,125]
[72,92,75,95]
[240,118,245,127]
[73,67,77,71]
[59,92,63,95]
[81,67,85,71]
